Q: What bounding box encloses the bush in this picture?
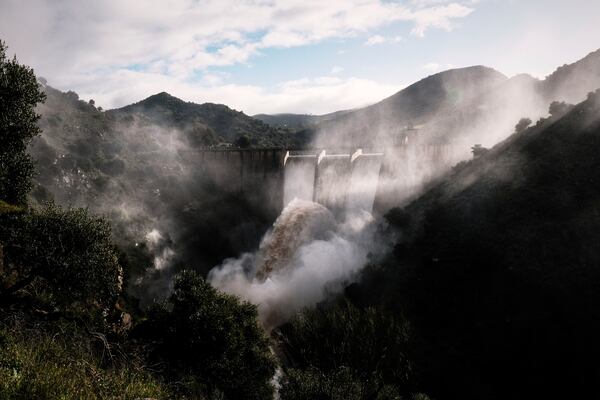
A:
[280,367,404,400]
[0,203,122,314]
[276,300,413,399]
[137,270,276,400]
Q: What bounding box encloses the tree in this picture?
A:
[0,41,46,205]
[137,270,276,400]
[88,99,95,107]
[235,134,251,148]
[548,101,574,118]
[471,144,489,158]
[0,204,122,312]
[514,117,532,134]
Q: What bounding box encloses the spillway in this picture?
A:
[314,152,352,217]
[283,151,318,206]
[346,150,383,213]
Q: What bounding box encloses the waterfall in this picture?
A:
[283,153,317,206]
[314,153,352,217]
[346,152,383,214]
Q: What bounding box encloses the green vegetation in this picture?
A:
[0,41,46,205]
[137,270,276,399]
[112,91,303,148]
[0,205,122,311]
[276,300,415,399]
[0,318,165,400]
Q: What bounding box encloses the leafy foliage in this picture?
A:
[137,270,276,400]
[277,300,413,399]
[0,41,46,205]
[280,367,407,400]
[0,204,122,313]
[514,117,532,133]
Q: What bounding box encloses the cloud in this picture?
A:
[330,66,344,74]
[410,3,474,37]
[365,35,402,46]
[66,66,401,115]
[0,1,475,75]
[365,35,386,46]
[0,0,473,113]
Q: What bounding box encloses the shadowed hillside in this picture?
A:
[348,89,600,400]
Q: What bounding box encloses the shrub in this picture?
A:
[0,203,122,314]
[276,300,413,399]
[137,270,276,400]
[280,367,404,400]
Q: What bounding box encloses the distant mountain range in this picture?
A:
[35,48,600,154]
[253,109,353,130]
[256,49,600,149]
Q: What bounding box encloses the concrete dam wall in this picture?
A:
[193,145,464,216]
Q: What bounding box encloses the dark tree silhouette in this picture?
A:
[0,41,46,205]
[514,117,532,133]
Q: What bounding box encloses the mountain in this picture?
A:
[300,49,600,149]
[540,48,600,104]
[253,109,353,130]
[111,91,302,147]
[351,89,600,399]
[310,66,509,147]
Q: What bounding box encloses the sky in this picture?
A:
[1,0,599,115]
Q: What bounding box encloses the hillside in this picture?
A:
[112,92,303,147]
[312,66,509,146]
[253,109,353,130]
[541,48,600,104]
[350,89,600,399]
[30,84,279,297]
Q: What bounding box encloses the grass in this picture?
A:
[0,200,22,215]
[0,316,168,400]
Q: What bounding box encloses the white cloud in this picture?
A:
[365,35,386,46]
[70,67,401,115]
[410,3,474,37]
[365,35,402,46]
[331,66,344,74]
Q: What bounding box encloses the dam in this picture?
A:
[191,144,463,217]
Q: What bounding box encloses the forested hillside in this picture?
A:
[341,90,600,399]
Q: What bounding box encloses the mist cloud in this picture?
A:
[209,199,389,329]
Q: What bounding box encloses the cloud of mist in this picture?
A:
[209,199,389,329]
